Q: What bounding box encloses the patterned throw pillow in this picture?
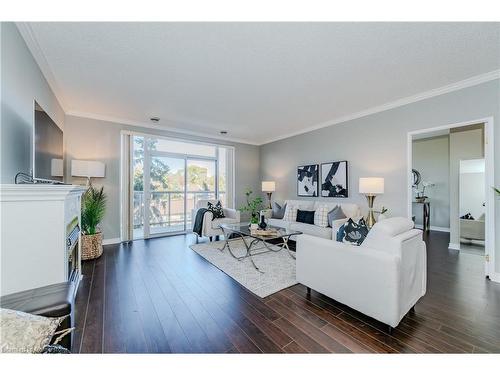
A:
[314,205,329,227]
[207,201,225,220]
[337,218,369,246]
[0,308,68,353]
[283,205,298,222]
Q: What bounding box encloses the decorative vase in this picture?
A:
[250,223,258,230]
[81,232,103,260]
[259,214,267,230]
[416,196,426,203]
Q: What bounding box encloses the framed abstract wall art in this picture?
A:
[297,164,319,197]
[320,161,348,197]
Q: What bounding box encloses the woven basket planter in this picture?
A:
[81,232,103,260]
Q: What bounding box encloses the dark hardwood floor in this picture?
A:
[73,230,500,353]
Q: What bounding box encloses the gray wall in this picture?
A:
[0,22,65,183]
[64,115,260,240]
[260,79,500,272]
[412,136,450,229]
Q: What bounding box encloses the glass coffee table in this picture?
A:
[218,223,302,272]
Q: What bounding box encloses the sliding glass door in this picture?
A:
[132,135,233,239]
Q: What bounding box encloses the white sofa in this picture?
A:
[296,217,427,331]
[265,200,361,240]
[460,214,485,242]
[191,199,240,241]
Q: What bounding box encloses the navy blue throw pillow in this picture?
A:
[296,209,315,224]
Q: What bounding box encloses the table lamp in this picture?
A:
[262,181,276,209]
[71,160,105,186]
[359,177,384,228]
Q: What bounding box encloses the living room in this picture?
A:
[1,1,500,372]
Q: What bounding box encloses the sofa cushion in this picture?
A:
[272,202,286,219]
[268,218,288,229]
[312,202,360,219]
[290,222,332,239]
[285,200,315,211]
[370,217,414,237]
[211,217,239,229]
[327,205,346,227]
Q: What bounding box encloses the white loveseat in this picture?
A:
[266,200,361,240]
[191,199,240,241]
[296,217,427,330]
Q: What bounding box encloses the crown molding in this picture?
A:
[259,69,500,145]
[65,110,260,146]
[16,21,499,146]
[15,22,68,111]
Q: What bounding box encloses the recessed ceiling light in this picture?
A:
[220,130,228,135]
[150,117,160,123]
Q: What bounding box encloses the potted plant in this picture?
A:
[377,206,389,221]
[239,189,264,230]
[81,185,107,260]
[414,181,435,203]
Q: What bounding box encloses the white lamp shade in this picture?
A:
[262,181,276,192]
[359,177,384,195]
[50,158,64,177]
[71,160,105,178]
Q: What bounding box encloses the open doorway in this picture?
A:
[407,118,495,279]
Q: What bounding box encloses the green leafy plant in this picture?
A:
[239,189,264,224]
[380,206,388,215]
[81,185,107,235]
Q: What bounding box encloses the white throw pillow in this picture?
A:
[314,205,329,227]
[0,308,68,353]
[283,205,298,222]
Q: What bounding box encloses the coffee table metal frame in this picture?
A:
[218,224,301,272]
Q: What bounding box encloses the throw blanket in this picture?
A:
[193,208,209,237]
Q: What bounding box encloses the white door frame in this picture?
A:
[406,117,496,281]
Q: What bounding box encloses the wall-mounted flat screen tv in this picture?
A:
[33,101,64,182]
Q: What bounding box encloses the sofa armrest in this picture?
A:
[296,234,402,327]
[223,208,240,221]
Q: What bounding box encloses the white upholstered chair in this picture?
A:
[296,217,427,332]
[191,199,240,242]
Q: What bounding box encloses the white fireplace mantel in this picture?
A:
[0,184,86,296]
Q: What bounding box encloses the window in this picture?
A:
[131,134,234,239]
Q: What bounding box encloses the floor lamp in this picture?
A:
[262,181,276,209]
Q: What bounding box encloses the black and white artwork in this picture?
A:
[321,161,348,197]
[297,164,319,197]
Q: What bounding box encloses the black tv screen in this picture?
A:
[34,102,64,182]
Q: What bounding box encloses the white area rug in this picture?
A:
[189,238,297,298]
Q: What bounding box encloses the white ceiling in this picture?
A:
[20,22,500,145]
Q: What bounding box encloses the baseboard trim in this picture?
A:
[448,242,461,250]
[102,237,122,245]
[415,225,450,233]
